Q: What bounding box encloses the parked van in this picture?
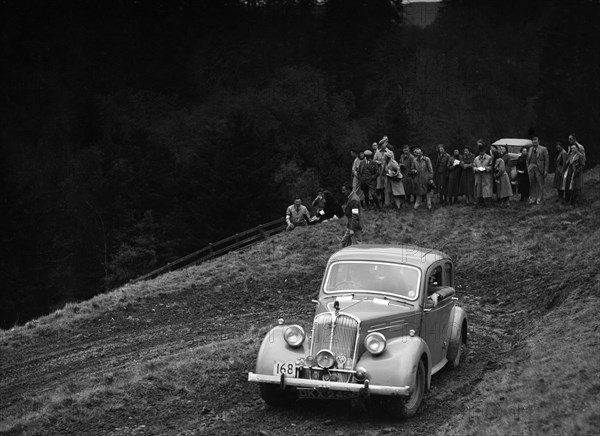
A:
[491,138,532,164]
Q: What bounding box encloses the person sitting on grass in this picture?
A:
[318,190,344,223]
[285,197,310,231]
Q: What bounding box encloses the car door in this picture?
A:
[420,261,454,373]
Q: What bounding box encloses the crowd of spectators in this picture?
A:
[285,134,587,239]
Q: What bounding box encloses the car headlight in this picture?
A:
[315,349,335,368]
[283,325,305,347]
[364,332,387,355]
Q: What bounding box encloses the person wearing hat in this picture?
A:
[379,135,395,155]
[358,149,381,210]
[410,148,434,210]
[384,150,405,210]
[561,141,586,205]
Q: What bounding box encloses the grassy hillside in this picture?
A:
[1,170,599,436]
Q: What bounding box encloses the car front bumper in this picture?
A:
[248,372,411,397]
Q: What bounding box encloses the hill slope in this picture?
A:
[1,171,599,436]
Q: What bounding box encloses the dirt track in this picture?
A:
[0,253,529,436]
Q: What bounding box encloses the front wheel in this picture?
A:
[258,383,295,407]
[385,359,425,419]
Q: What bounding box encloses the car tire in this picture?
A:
[385,359,425,419]
[258,383,295,407]
[449,325,466,369]
[449,340,466,369]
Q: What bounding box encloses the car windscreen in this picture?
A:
[323,261,421,301]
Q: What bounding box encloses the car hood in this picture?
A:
[317,297,417,326]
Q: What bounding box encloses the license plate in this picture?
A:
[297,388,356,400]
[273,361,296,376]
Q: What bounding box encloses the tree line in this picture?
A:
[1,0,598,328]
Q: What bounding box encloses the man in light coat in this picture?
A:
[526,137,549,204]
[473,144,493,206]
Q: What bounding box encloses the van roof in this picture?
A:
[492,138,532,147]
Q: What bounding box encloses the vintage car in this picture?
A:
[491,138,532,164]
[248,245,468,418]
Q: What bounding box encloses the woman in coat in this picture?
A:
[561,144,586,205]
[493,150,513,204]
[553,142,569,201]
[459,147,475,205]
[384,151,405,210]
[515,147,530,202]
[446,148,462,204]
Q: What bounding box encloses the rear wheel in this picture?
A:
[449,341,465,369]
[449,324,466,369]
[385,359,425,419]
[258,383,295,407]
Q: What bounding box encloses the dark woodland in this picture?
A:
[1,0,599,328]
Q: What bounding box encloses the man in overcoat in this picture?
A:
[526,137,549,204]
[434,144,450,205]
[359,150,381,210]
[410,148,434,210]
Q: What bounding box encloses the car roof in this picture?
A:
[328,244,450,268]
[492,138,532,147]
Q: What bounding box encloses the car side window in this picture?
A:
[427,266,443,296]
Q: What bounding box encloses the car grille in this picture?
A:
[311,313,359,381]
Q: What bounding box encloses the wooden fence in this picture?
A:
[131,217,287,283]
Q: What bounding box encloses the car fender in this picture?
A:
[446,305,468,362]
[255,325,309,375]
[356,335,432,390]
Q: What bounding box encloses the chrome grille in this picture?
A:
[311,313,359,380]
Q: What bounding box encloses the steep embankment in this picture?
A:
[1,171,599,436]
